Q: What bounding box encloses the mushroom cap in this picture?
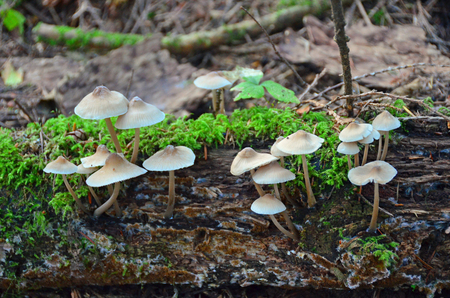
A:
[251,194,286,215]
[115,96,165,129]
[74,86,129,120]
[86,153,147,187]
[270,136,292,157]
[230,147,279,176]
[276,130,324,155]
[339,123,373,142]
[81,145,112,168]
[337,142,360,155]
[43,156,77,175]
[193,72,233,90]
[143,145,195,172]
[372,111,401,132]
[252,161,295,184]
[359,129,381,144]
[76,164,98,175]
[348,160,397,186]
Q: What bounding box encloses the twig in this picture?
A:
[298,68,327,102]
[355,0,373,27]
[14,98,35,123]
[358,194,394,217]
[78,231,96,246]
[414,254,434,270]
[240,6,306,86]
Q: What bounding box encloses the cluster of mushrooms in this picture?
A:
[43,86,195,219]
[231,110,401,239]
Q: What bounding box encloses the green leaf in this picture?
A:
[231,82,265,101]
[1,9,26,34]
[243,74,263,85]
[261,80,299,103]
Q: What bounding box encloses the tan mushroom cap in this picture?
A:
[359,129,381,144]
[252,161,295,184]
[230,147,279,176]
[81,145,112,168]
[348,160,397,186]
[76,164,98,175]
[115,96,165,130]
[86,153,147,187]
[75,86,129,120]
[372,111,401,132]
[44,156,78,175]
[270,136,292,157]
[194,72,233,90]
[276,130,324,155]
[339,123,373,142]
[251,194,286,215]
[337,142,360,155]
[143,145,195,172]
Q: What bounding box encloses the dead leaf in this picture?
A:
[1,60,23,86]
[296,104,310,115]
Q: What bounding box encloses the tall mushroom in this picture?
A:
[143,145,195,219]
[276,130,324,208]
[87,153,147,217]
[348,161,397,232]
[193,71,234,115]
[75,86,128,153]
[115,96,165,164]
[337,142,360,170]
[44,156,90,215]
[372,111,400,161]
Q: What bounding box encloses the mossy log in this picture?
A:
[1,118,450,295]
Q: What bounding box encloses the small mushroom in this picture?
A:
[251,194,299,241]
[372,111,400,161]
[76,164,102,207]
[193,72,234,115]
[115,97,165,163]
[143,145,195,219]
[87,153,147,217]
[337,142,360,170]
[44,156,90,215]
[359,129,381,166]
[276,130,324,208]
[339,123,372,167]
[75,86,129,153]
[348,161,397,232]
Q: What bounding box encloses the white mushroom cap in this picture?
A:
[270,137,292,157]
[76,164,98,175]
[359,129,381,144]
[251,194,286,215]
[230,147,279,176]
[337,142,360,155]
[81,145,112,168]
[339,123,373,142]
[372,111,401,132]
[193,72,233,90]
[43,156,77,175]
[115,96,165,129]
[276,130,324,155]
[348,160,397,186]
[252,161,295,184]
[75,86,129,120]
[86,153,147,187]
[143,145,195,172]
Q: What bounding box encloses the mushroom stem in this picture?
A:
[250,169,265,197]
[354,152,360,167]
[301,154,316,207]
[164,170,176,219]
[347,155,352,170]
[105,117,122,153]
[368,182,380,232]
[269,214,299,241]
[377,135,383,160]
[274,186,300,238]
[219,88,225,114]
[62,175,91,215]
[94,182,120,217]
[362,144,369,166]
[83,174,102,206]
[279,157,298,207]
[381,131,389,161]
[131,127,140,163]
[106,184,121,215]
[211,89,219,115]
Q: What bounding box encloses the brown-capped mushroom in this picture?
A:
[194,72,233,115]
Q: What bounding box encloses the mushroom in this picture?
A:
[230,147,279,197]
[339,122,372,167]
[75,86,129,153]
[359,129,381,166]
[372,111,400,161]
[143,145,195,219]
[44,156,90,215]
[337,142,360,170]
[252,161,299,239]
[251,194,299,241]
[276,130,324,208]
[193,71,234,115]
[76,164,102,206]
[115,96,165,163]
[348,161,397,232]
[87,153,147,217]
